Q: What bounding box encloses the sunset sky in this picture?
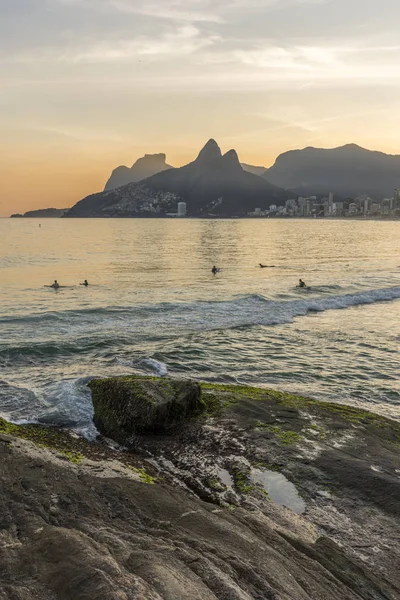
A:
[1,0,400,216]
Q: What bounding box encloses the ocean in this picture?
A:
[1,218,399,438]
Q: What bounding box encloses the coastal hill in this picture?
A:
[67,139,292,218]
[104,153,173,191]
[265,143,400,199]
[10,208,69,218]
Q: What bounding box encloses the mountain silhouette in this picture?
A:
[241,163,267,177]
[11,208,69,218]
[105,153,173,191]
[264,144,400,199]
[105,148,266,191]
[67,140,291,218]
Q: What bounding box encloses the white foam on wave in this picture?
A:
[204,286,400,330]
[75,285,400,335]
[300,285,400,311]
[140,358,168,377]
[36,376,98,440]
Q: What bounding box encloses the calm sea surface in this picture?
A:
[1,218,399,437]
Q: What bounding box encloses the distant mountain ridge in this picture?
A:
[241,163,268,177]
[67,140,291,218]
[104,154,173,190]
[105,153,268,191]
[265,144,400,198]
[11,208,69,218]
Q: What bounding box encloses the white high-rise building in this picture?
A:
[394,189,400,209]
[177,202,187,217]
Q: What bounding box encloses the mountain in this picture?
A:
[264,144,400,199]
[104,154,173,191]
[10,208,69,218]
[241,163,267,177]
[67,140,291,218]
[105,153,266,192]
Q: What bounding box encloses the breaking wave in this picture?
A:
[139,358,169,377]
[1,285,399,432]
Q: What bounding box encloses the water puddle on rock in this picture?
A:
[217,468,234,488]
[251,468,306,514]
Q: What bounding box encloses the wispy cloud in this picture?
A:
[110,0,223,23]
[67,25,219,62]
[3,24,220,64]
[226,43,400,82]
[54,0,329,23]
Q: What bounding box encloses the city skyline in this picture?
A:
[1,0,400,216]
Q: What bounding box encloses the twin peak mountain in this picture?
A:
[68,140,290,218]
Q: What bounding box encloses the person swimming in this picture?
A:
[80,280,89,286]
[50,280,60,289]
[297,279,307,288]
[211,265,219,274]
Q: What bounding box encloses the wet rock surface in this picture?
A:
[90,376,204,441]
[1,378,400,599]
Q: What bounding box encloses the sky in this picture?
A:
[1,0,400,216]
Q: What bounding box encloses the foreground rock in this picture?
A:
[90,376,204,442]
[1,379,400,599]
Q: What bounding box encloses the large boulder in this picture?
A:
[89,376,204,443]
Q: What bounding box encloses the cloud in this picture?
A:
[53,0,329,23]
[68,25,218,62]
[225,43,400,83]
[2,24,220,65]
[110,0,223,22]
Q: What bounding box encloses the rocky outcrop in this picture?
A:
[104,153,173,191]
[67,140,292,218]
[1,431,393,600]
[90,376,204,441]
[1,380,399,599]
[264,143,400,199]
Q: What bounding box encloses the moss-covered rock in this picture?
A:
[89,376,205,443]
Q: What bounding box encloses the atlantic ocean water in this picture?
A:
[1,218,399,438]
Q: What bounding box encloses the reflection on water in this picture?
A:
[217,468,234,488]
[0,218,399,431]
[251,468,306,514]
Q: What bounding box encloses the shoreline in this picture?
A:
[5,215,400,221]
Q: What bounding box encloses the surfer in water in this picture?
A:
[259,263,275,268]
[80,279,89,286]
[297,279,307,288]
[211,265,219,274]
[50,280,60,289]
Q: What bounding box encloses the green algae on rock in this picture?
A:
[90,376,205,443]
[0,417,85,464]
